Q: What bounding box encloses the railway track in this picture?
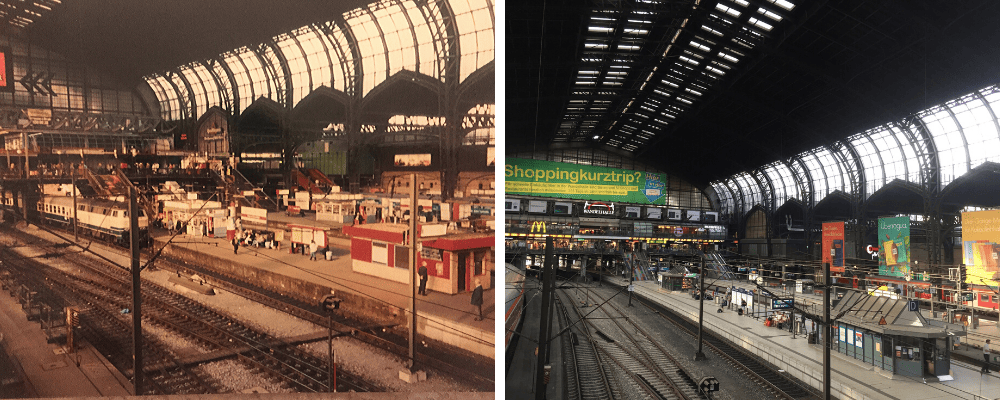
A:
[155,238,495,390]
[0,233,382,394]
[0,249,223,395]
[616,284,819,400]
[557,285,702,400]
[555,293,614,400]
[2,222,493,390]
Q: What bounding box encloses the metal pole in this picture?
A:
[534,236,555,400]
[407,173,418,371]
[72,173,78,241]
[130,186,143,395]
[823,262,831,400]
[628,249,634,307]
[695,255,707,360]
[328,313,334,392]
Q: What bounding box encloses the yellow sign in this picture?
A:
[530,221,547,234]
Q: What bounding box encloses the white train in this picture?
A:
[505,262,526,355]
[37,195,150,246]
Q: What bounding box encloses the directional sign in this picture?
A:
[907,300,918,312]
[772,298,794,310]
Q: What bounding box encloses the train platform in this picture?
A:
[607,276,1000,400]
[0,240,133,397]
[148,228,495,359]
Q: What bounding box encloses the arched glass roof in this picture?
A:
[714,83,1000,216]
[144,0,494,120]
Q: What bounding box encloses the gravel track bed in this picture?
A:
[299,338,471,392]
[196,359,294,394]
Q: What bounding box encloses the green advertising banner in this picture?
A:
[504,158,667,205]
[878,216,910,277]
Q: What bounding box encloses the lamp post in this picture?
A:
[695,255,707,360]
[320,294,342,392]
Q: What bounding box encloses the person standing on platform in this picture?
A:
[983,339,992,373]
[232,237,239,255]
[418,262,429,296]
[471,279,484,321]
[309,239,318,261]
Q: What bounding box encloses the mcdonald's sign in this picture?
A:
[530,221,548,234]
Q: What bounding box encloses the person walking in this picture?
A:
[418,262,429,296]
[232,237,239,255]
[309,239,318,261]
[471,279,484,321]
[983,339,992,373]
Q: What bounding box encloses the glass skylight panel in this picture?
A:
[588,26,615,33]
[690,41,711,52]
[766,0,795,11]
[679,56,700,66]
[951,97,1000,167]
[748,17,773,31]
[757,7,783,21]
[849,134,885,195]
[733,0,750,7]
[618,44,641,51]
[585,43,609,50]
[677,97,693,105]
[705,65,726,76]
[718,52,740,63]
[715,3,741,17]
[701,25,724,36]
[685,88,702,96]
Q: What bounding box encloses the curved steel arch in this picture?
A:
[752,168,775,212]
[201,60,232,113]
[834,139,867,200]
[332,15,364,97]
[884,123,913,184]
[722,178,746,217]
[788,155,815,207]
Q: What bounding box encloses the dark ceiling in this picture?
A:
[17,0,370,86]
[507,0,1000,189]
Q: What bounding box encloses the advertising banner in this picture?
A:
[505,157,667,204]
[878,217,910,277]
[822,222,846,273]
[961,209,1000,285]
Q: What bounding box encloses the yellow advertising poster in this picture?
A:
[962,209,1000,286]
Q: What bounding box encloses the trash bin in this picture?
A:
[326,251,333,261]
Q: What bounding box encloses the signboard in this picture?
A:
[685,210,701,222]
[0,47,11,92]
[772,298,794,310]
[553,202,572,215]
[704,211,719,223]
[504,199,520,212]
[527,200,547,213]
[961,209,1000,286]
[624,206,641,218]
[505,157,667,204]
[240,206,268,226]
[855,331,863,348]
[582,201,615,216]
[908,300,918,312]
[646,207,662,220]
[878,217,910,277]
[26,108,51,125]
[822,222,846,273]
[394,153,431,167]
[667,209,682,220]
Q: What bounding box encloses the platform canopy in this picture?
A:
[832,290,964,339]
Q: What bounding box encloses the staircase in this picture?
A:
[112,165,158,218]
[211,169,278,211]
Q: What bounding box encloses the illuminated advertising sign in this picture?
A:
[0,47,11,92]
[394,153,431,167]
[961,209,1000,285]
[505,157,667,204]
[878,217,910,278]
[582,201,615,215]
[822,222,846,273]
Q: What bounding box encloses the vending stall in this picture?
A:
[343,223,494,294]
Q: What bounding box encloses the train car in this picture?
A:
[38,195,150,247]
[505,262,526,361]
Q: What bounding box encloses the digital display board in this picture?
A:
[505,157,667,204]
